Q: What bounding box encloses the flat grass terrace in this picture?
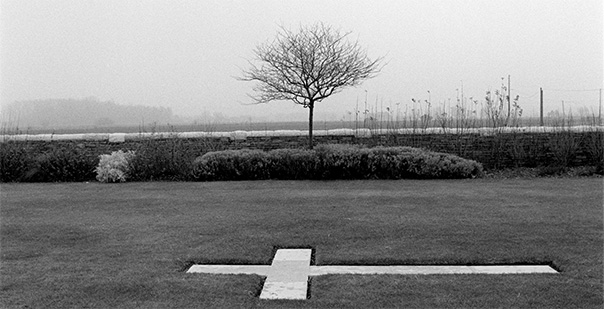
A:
[1,178,602,308]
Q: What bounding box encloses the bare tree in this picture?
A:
[240,23,384,149]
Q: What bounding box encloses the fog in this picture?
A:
[1,0,602,124]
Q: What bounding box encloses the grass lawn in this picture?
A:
[1,178,602,308]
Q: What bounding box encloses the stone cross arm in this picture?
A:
[187,249,558,300]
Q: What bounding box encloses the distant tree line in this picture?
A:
[1,97,176,128]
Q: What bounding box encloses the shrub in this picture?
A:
[0,142,35,182]
[28,147,97,182]
[548,131,578,168]
[1,143,98,182]
[127,136,204,181]
[267,148,319,179]
[315,144,372,179]
[192,149,271,181]
[192,144,483,181]
[583,131,603,174]
[316,144,483,179]
[96,150,135,183]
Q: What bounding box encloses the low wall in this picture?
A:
[2,126,602,169]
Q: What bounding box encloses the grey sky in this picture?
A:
[1,0,602,121]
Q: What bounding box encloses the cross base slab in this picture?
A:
[260,281,308,300]
[187,249,558,300]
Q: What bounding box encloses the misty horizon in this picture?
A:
[1,0,602,125]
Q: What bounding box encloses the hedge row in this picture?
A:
[191,144,484,180]
[1,142,484,182]
[0,137,202,182]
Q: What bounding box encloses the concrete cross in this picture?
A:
[187,248,558,300]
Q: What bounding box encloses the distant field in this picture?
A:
[4,116,600,135]
[7,121,324,134]
[7,122,328,134]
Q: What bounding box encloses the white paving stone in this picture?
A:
[259,249,311,300]
[187,265,271,276]
[260,282,308,300]
[273,249,312,261]
[310,265,557,275]
[468,265,558,274]
[187,248,559,300]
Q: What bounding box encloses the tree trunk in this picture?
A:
[308,102,314,149]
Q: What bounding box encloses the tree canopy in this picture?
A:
[240,23,383,148]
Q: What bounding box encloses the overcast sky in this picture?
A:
[1,0,602,121]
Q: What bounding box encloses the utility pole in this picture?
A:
[507,75,511,118]
[540,87,544,126]
[599,88,602,126]
[562,100,565,127]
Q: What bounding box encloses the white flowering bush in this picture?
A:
[95,150,136,183]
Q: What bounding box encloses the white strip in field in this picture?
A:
[1,125,601,143]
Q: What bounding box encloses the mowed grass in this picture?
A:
[1,178,602,308]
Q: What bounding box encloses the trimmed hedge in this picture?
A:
[192,144,484,181]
